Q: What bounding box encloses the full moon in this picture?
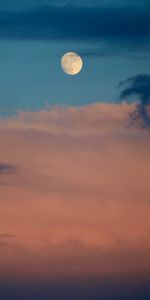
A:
[61,52,83,75]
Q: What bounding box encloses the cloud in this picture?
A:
[0,5,149,47]
[0,163,20,186]
[0,103,150,282]
[0,162,20,186]
[0,163,19,174]
[0,102,141,133]
[119,74,150,106]
[119,74,150,128]
[0,233,17,238]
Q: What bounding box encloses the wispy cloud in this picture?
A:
[119,74,150,128]
[0,163,19,174]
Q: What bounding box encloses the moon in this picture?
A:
[61,52,83,75]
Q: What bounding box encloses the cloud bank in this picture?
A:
[0,102,150,283]
[0,5,149,46]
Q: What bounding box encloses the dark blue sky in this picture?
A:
[0,0,149,10]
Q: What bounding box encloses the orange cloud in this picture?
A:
[0,103,150,281]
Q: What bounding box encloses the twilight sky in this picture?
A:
[0,1,150,299]
[0,0,150,110]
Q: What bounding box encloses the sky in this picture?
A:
[0,0,150,110]
[0,1,150,299]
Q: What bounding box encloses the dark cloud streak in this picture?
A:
[0,5,149,44]
[0,163,19,174]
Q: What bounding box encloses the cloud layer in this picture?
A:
[0,103,150,282]
[0,4,150,46]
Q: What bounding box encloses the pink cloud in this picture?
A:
[0,103,150,281]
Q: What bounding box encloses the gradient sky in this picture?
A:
[0,0,150,110]
[0,1,150,299]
